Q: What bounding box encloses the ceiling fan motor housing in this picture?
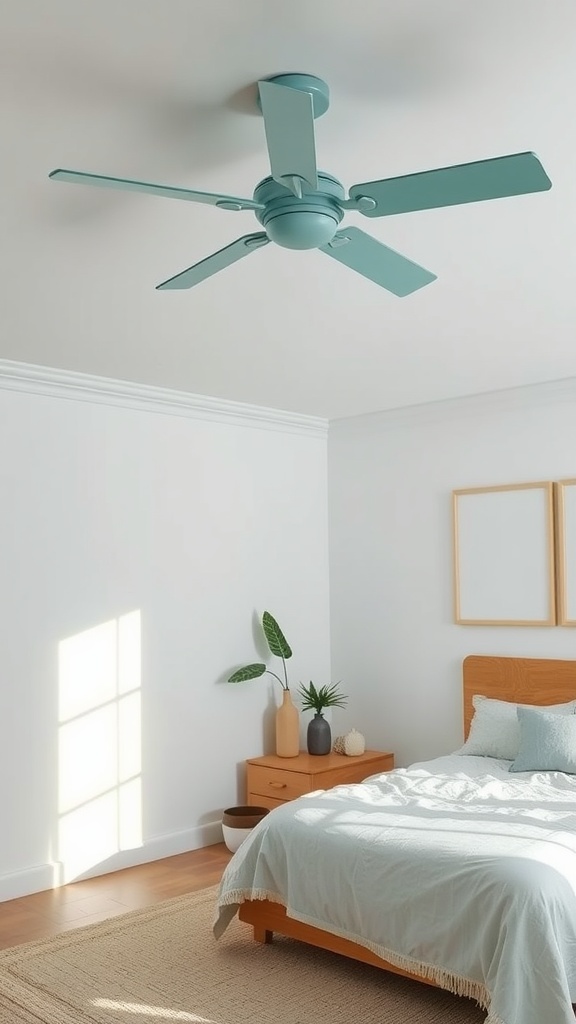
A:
[253,173,345,250]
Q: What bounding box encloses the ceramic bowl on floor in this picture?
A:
[221,805,270,853]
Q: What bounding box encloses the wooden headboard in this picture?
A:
[463,655,576,737]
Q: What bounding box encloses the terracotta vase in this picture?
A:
[276,688,300,757]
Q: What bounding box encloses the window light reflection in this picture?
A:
[92,999,214,1021]
[56,610,142,883]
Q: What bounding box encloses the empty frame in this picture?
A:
[556,479,576,626]
[453,481,556,626]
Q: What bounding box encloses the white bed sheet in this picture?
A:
[214,753,576,1024]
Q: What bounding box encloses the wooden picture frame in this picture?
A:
[452,481,556,626]
[555,478,576,626]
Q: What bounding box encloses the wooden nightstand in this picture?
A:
[246,749,394,809]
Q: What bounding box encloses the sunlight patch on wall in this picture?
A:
[57,610,142,884]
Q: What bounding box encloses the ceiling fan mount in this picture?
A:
[49,72,552,297]
[256,73,331,119]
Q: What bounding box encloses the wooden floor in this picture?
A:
[0,843,233,951]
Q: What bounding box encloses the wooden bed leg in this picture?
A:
[253,925,273,944]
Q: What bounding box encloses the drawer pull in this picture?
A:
[269,781,287,789]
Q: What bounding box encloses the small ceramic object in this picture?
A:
[333,735,346,754]
[344,728,366,756]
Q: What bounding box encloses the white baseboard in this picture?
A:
[0,820,223,903]
[0,862,56,904]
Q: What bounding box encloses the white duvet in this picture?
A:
[214,754,576,1024]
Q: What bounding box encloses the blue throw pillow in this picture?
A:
[510,706,576,774]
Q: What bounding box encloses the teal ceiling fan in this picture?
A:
[49,73,552,298]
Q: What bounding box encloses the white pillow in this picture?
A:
[456,695,576,761]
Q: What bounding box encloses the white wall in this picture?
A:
[0,369,330,900]
[6,366,576,902]
[328,381,576,767]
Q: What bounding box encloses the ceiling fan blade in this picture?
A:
[349,152,552,218]
[48,169,264,211]
[156,233,269,291]
[257,80,318,197]
[321,227,436,297]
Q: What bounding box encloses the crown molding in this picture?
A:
[0,360,328,439]
[331,376,576,431]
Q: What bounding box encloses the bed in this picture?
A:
[214,655,576,1024]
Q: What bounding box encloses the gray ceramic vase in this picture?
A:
[307,713,331,755]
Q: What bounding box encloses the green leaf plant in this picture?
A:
[228,611,292,691]
[298,680,348,715]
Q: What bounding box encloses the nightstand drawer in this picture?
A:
[247,764,311,802]
[246,793,285,811]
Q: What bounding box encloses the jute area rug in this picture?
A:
[0,884,486,1024]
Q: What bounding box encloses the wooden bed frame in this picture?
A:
[238,654,576,987]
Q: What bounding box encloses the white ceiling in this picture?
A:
[3,0,576,419]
